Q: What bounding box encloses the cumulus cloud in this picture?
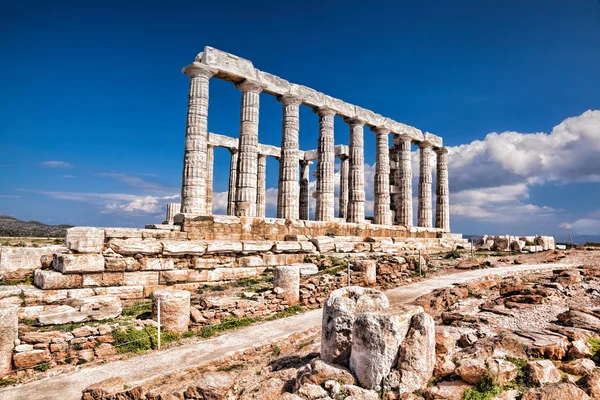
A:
[104,195,179,215]
[41,161,73,168]
[98,173,178,193]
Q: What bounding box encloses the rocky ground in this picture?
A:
[73,249,600,400]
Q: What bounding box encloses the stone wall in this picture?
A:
[0,245,65,280]
[475,235,556,252]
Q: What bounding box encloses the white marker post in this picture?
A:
[157,298,161,351]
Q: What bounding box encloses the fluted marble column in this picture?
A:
[277,95,302,219]
[180,63,216,215]
[227,148,238,216]
[418,142,433,228]
[373,128,392,225]
[206,144,214,214]
[234,80,263,217]
[315,107,336,221]
[346,118,365,223]
[299,160,311,220]
[435,147,450,231]
[395,137,413,226]
[339,156,349,220]
[257,154,267,218]
[165,203,181,225]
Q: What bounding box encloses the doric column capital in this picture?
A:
[277,94,303,106]
[314,106,336,118]
[228,147,238,155]
[182,62,217,79]
[371,126,390,135]
[417,140,433,149]
[235,79,264,93]
[344,117,366,127]
[435,146,449,155]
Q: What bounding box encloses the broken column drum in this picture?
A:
[274,265,300,305]
[153,290,191,333]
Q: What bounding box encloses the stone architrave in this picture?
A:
[206,144,215,214]
[435,147,450,231]
[274,265,300,304]
[256,154,267,218]
[395,137,413,226]
[66,227,105,253]
[321,286,390,367]
[299,160,311,220]
[180,63,217,215]
[315,107,336,222]
[153,290,191,333]
[277,95,302,220]
[373,127,392,225]
[346,118,365,223]
[227,148,238,216]
[339,156,349,220]
[418,142,433,228]
[165,203,181,225]
[0,305,18,377]
[235,80,263,217]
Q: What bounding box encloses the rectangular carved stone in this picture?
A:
[207,267,258,282]
[0,245,66,280]
[82,273,125,287]
[162,240,207,256]
[310,236,335,253]
[104,228,143,239]
[140,258,175,271]
[34,270,83,290]
[205,241,243,254]
[53,253,104,274]
[123,271,159,286]
[93,286,144,300]
[66,227,105,253]
[20,285,68,306]
[273,241,302,253]
[238,256,264,268]
[109,239,162,255]
[242,241,274,253]
[159,270,209,284]
[104,257,142,272]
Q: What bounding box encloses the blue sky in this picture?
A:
[1,0,599,238]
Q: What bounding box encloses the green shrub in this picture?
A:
[589,338,600,356]
[272,344,281,356]
[267,304,304,320]
[112,325,180,354]
[34,362,50,372]
[463,373,502,400]
[197,316,258,338]
[121,301,152,317]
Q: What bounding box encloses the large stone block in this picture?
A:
[53,253,104,273]
[205,240,243,254]
[274,265,300,304]
[82,273,125,287]
[0,245,65,280]
[35,305,87,325]
[310,237,335,253]
[153,290,190,333]
[396,312,436,395]
[273,241,302,253]
[321,287,389,367]
[20,285,68,305]
[66,295,122,321]
[0,305,18,377]
[34,269,83,290]
[350,312,413,390]
[104,228,143,239]
[123,271,159,286]
[242,241,274,253]
[161,240,207,256]
[66,227,105,253]
[140,258,175,271]
[93,286,144,300]
[353,260,377,285]
[104,257,141,272]
[207,268,257,282]
[13,349,51,369]
[109,239,163,255]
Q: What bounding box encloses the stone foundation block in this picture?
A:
[93,286,144,300]
[310,237,335,253]
[242,241,275,253]
[153,290,190,333]
[53,253,105,274]
[161,240,207,256]
[34,270,83,290]
[13,349,51,369]
[274,265,300,304]
[35,305,87,325]
[140,258,175,271]
[123,271,159,286]
[66,295,122,321]
[0,305,18,377]
[353,260,377,285]
[104,228,143,239]
[109,239,163,255]
[0,245,66,280]
[20,285,68,305]
[104,257,142,272]
[273,241,302,253]
[290,263,319,276]
[66,227,105,253]
[207,268,257,282]
[82,273,125,287]
[238,256,264,268]
[205,241,243,254]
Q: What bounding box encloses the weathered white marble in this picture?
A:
[373,128,392,226]
[315,107,336,222]
[299,160,311,221]
[395,138,413,226]
[256,154,267,218]
[435,147,450,231]
[206,144,215,214]
[165,203,181,225]
[339,156,349,220]
[347,118,365,223]
[277,95,302,219]
[227,148,238,216]
[418,143,433,228]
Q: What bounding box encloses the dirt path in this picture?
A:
[0,262,576,400]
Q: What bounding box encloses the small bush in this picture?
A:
[589,338,600,356]
[34,363,51,372]
[197,316,258,338]
[113,326,154,354]
[122,301,152,317]
[463,373,502,400]
[267,304,304,321]
[272,344,281,356]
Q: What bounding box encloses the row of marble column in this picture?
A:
[180,63,450,230]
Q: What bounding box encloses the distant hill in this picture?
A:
[0,216,72,238]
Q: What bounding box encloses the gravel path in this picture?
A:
[0,262,576,400]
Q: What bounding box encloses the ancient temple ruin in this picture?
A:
[174,46,450,235]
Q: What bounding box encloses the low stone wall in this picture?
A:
[476,235,556,252]
[177,215,446,241]
[0,245,66,280]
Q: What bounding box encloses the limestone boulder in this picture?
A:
[289,263,319,276]
[53,253,104,274]
[34,269,83,290]
[422,381,472,400]
[0,305,18,377]
[455,358,488,384]
[12,349,51,369]
[577,370,600,399]
[393,312,436,395]
[296,383,329,399]
[82,377,127,400]
[205,240,243,254]
[561,358,596,376]
[342,384,379,399]
[161,240,206,256]
[184,371,234,400]
[296,358,356,387]
[66,227,105,253]
[557,309,600,333]
[321,286,389,366]
[66,295,122,321]
[349,311,413,390]
[526,360,561,386]
[521,383,590,400]
[310,236,335,253]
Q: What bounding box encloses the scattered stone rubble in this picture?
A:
[476,234,557,252]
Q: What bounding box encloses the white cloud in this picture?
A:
[104,195,179,215]
[41,161,73,168]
